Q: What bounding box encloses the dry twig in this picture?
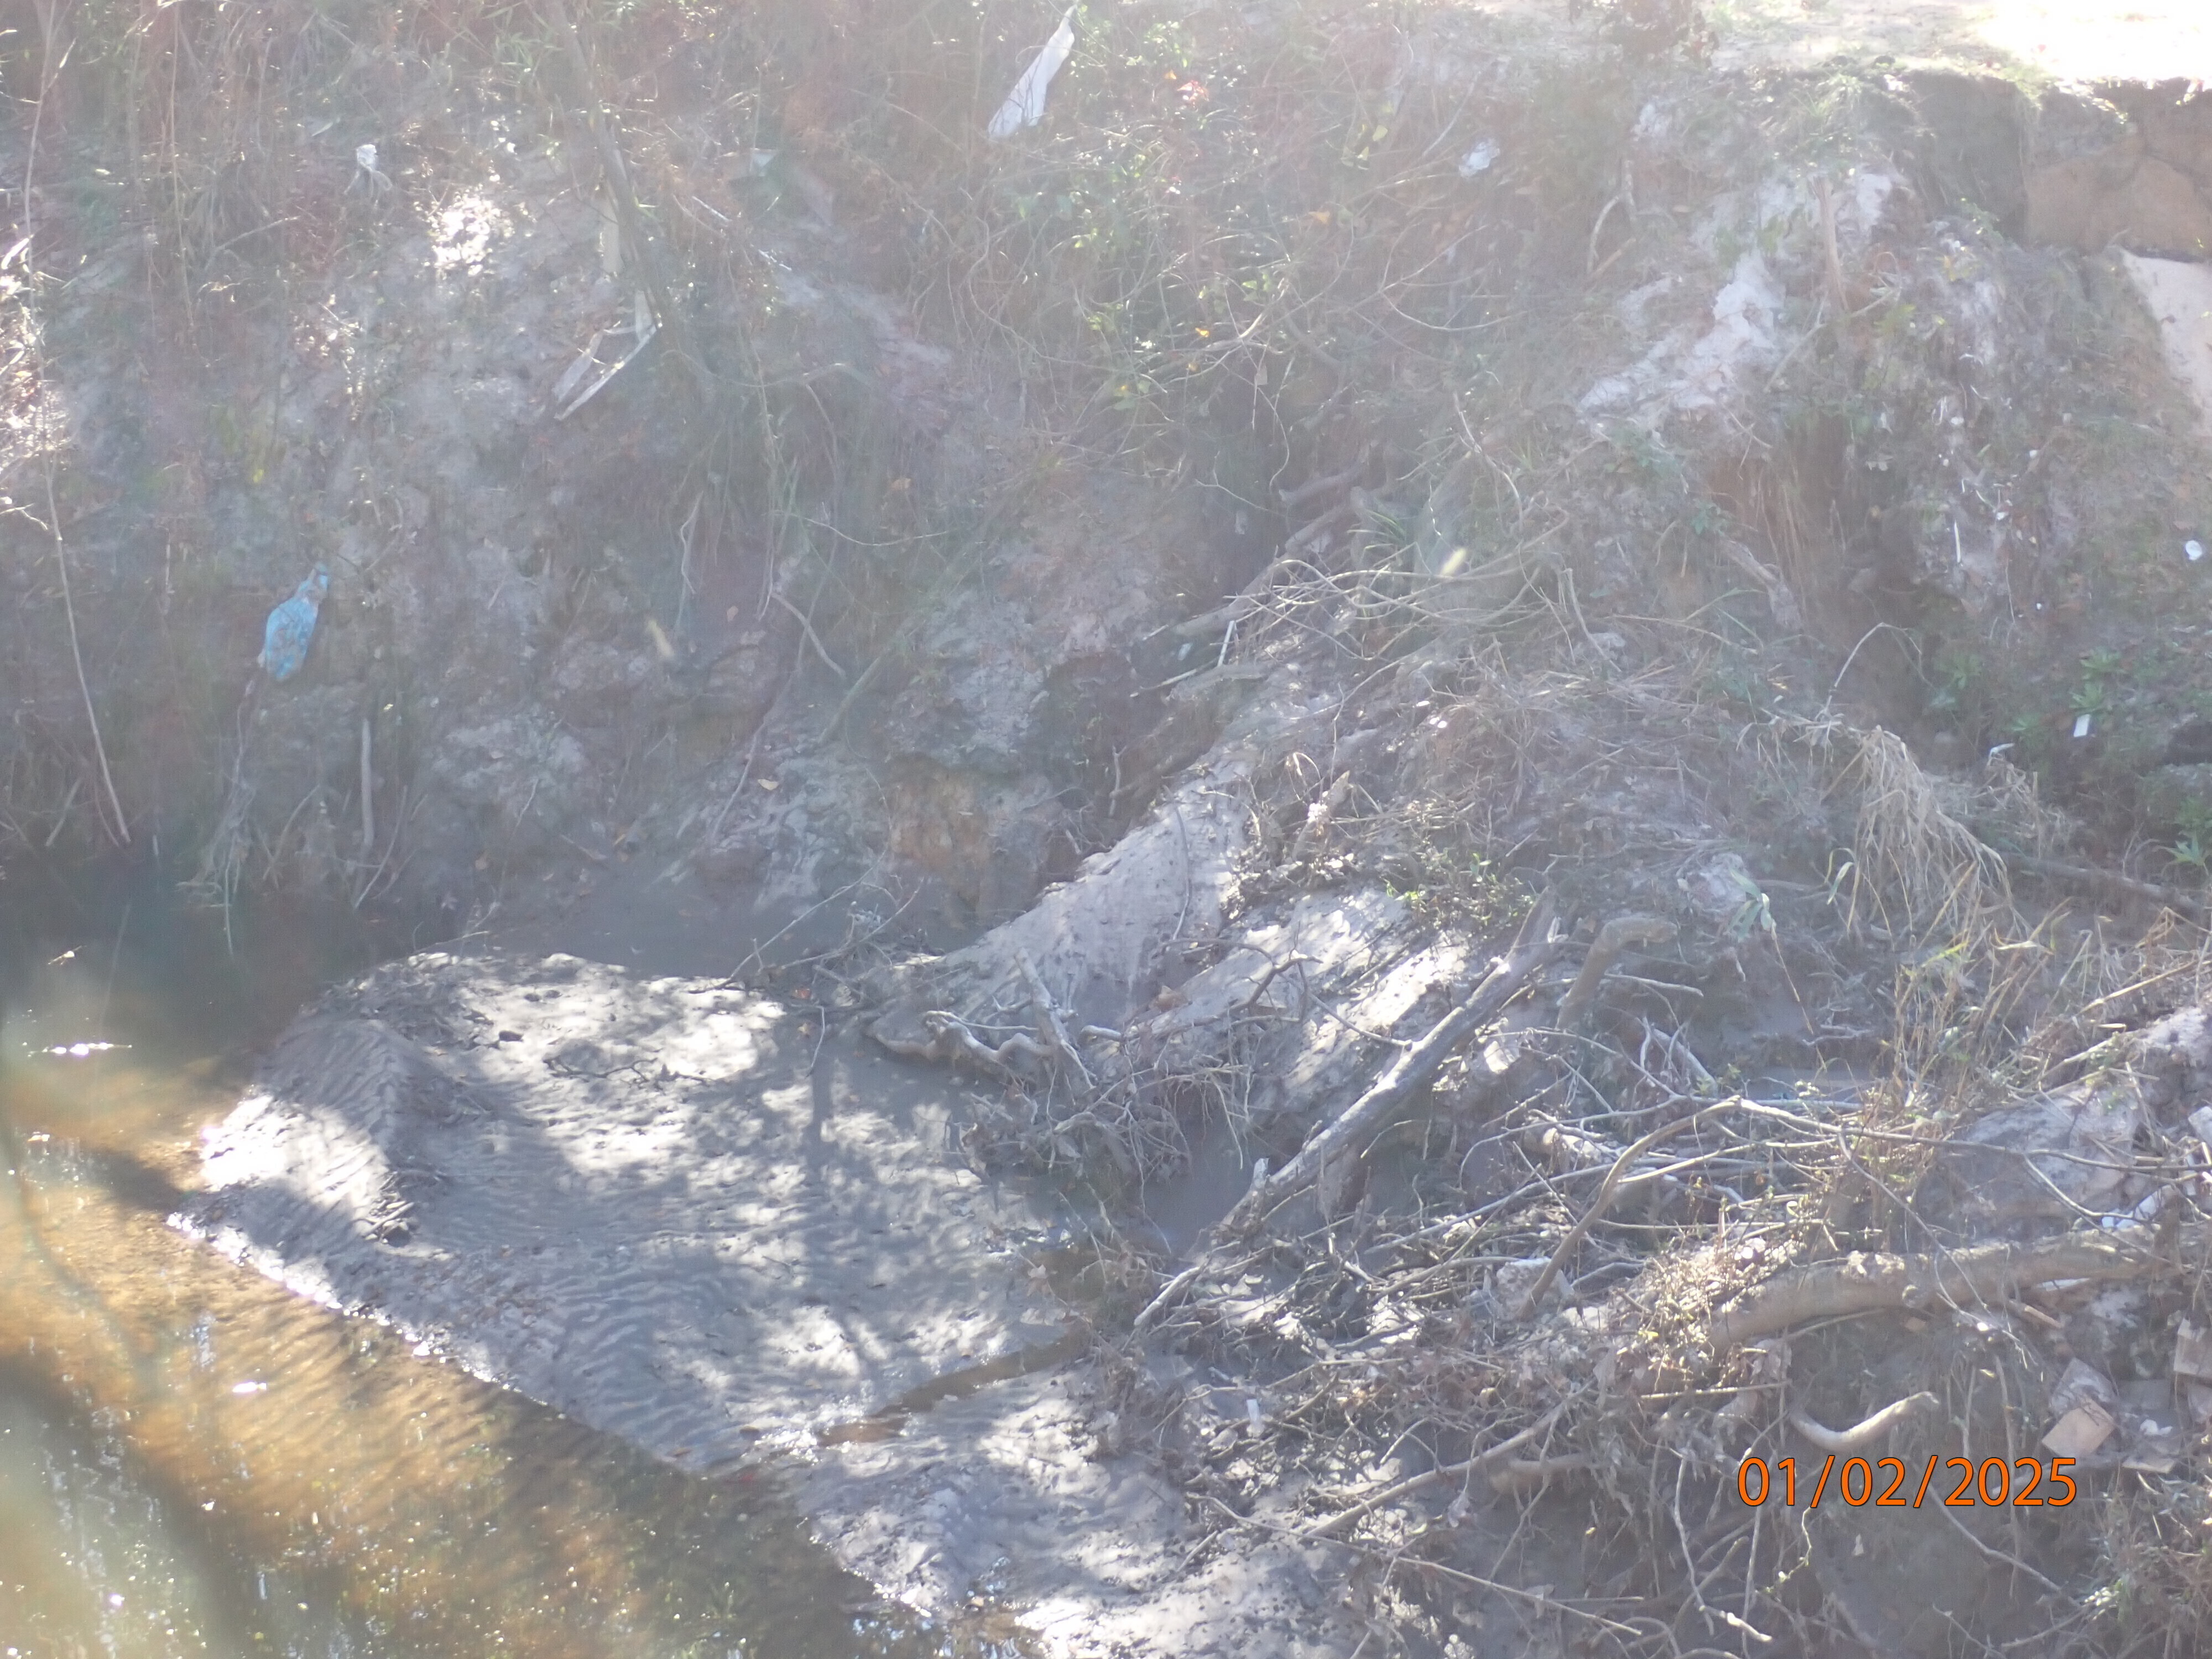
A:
[1218,895,1563,1235]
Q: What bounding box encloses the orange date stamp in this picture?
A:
[1737,1454,2079,1509]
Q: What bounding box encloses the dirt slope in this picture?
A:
[12,0,2212,1653]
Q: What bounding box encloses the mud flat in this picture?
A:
[181,942,1352,1658]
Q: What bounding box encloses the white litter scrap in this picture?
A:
[353,142,391,196]
[1458,139,1499,179]
[987,7,1077,142]
[2188,538,2204,562]
[551,289,658,420]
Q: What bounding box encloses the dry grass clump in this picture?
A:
[1833,724,2011,944]
[2095,1477,2212,1658]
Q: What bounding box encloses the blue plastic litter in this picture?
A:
[259,564,328,682]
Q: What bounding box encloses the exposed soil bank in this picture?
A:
[13,0,2212,1654]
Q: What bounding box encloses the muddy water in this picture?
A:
[0,889,1010,1659]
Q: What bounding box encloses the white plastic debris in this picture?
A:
[1458,140,1500,179]
[552,289,658,420]
[2188,539,2205,562]
[988,7,1077,141]
[2073,712,2094,739]
[353,142,391,195]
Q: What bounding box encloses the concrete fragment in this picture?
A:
[1939,1074,2140,1229]
[2186,1381,2212,1431]
[2122,255,2212,445]
[2173,1317,2212,1381]
[2049,1356,2122,1418]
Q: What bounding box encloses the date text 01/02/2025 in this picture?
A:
[1737,1455,2078,1509]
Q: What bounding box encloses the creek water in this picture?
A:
[0,873,1016,1659]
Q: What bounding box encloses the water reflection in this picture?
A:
[0,885,1021,1659]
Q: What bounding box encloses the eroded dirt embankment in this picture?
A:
[13,1,2212,1654]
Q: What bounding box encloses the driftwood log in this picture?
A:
[1707,1224,2195,1352]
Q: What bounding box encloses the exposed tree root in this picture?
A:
[1788,1391,1939,1455]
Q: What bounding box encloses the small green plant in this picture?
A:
[2168,799,2212,879]
[2070,648,2126,722]
[2070,679,2112,719]
[1708,655,1768,709]
[1722,864,1775,942]
[1926,649,1982,718]
[2170,835,2209,879]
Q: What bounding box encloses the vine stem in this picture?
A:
[46,453,129,846]
[22,0,124,846]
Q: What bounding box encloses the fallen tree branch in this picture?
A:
[1486,1453,1593,1494]
[2004,849,2207,924]
[1709,1225,2192,1352]
[358,716,375,853]
[1787,1391,1937,1455]
[1016,947,1090,1087]
[44,453,128,845]
[1517,1098,1735,1318]
[1277,446,1373,513]
[1301,1404,1566,1540]
[1216,894,1562,1237]
[770,586,847,680]
[920,1010,1048,1077]
[1131,1257,1214,1335]
[1556,914,1675,1030]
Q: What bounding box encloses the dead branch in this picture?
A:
[1486,1453,1593,1494]
[1217,895,1563,1237]
[44,457,128,846]
[1517,1098,1735,1318]
[1301,1404,1567,1540]
[1281,500,1354,561]
[1131,1257,1213,1335]
[920,1010,1049,1077]
[2005,849,2208,924]
[1278,446,1373,513]
[1557,914,1675,1030]
[1016,947,1091,1087]
[1709,1224,2195,1351]
[358,717,375,853]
